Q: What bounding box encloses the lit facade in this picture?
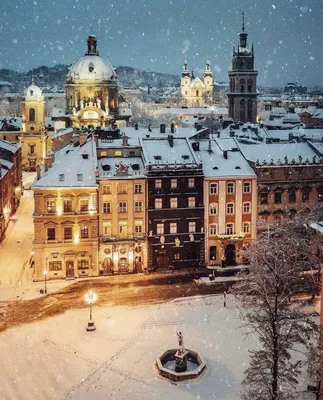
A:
[181,59,213,107]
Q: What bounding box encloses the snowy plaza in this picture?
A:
[0,295,255,400]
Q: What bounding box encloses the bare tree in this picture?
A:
[234,215,320,400]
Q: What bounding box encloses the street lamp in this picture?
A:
[85,290,97,331]
[43,270,48,294]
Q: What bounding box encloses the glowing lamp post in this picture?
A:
[85,290,97,331]
[43,270,48,294]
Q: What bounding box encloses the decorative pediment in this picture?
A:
[190,77,205,88]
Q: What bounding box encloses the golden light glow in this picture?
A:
[89,209,95,215]
[15,187,21,193]
[56,207,62,216]
[4,207,10,214]
[43,270,48,276]
[74,234,79,244]
[85,290,97,304]
[113,252,118,264]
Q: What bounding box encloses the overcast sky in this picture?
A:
[0,0,322,86]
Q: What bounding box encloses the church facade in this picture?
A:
[180,60,213,107]
[227,17,258,123]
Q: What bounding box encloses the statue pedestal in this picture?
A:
[175,349,188,372]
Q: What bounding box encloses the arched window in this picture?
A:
[196,90,199,97]
[240,78,245,93]
[247,79,253,93]
[240,99,245,122]
[29,108,35,122]
[240,85,245,93]
[247,99,253,122]
[209,246,217,262]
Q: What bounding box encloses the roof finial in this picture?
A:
[90,25,93,34]
[242,11,245,32]
[31,75,35,85]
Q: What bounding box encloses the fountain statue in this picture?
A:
[175,331,188,372]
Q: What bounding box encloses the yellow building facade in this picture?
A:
[20,83,51,171]
[181,59,214,107]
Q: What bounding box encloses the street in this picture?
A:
[0,173,35,286]
[0,272,234,333]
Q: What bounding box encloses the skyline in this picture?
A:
[0,0,322,86]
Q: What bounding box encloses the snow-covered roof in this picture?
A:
[194,139,255,178]
[67,55,115,82]
[141,137,199,167]
[0,158,13,169]
[53,128,74,138]
[237,142,319,165]
[156,107,228,116]
[310,221,323,235]
[33,139,98,189]
[97,156,145,179]
[52,107,66,118]
[0,139,21,153]
[24,84,43,100]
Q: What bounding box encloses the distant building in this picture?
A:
[180,60,213,106]
[0,140,22,239]
[228,15,258,123]
[284,82,307,95]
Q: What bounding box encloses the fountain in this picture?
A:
[155,332,206,382]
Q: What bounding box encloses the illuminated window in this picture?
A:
[170,222,177,234]
[103,222,112,235]
[48,261,62,271]
[119,221,128,235]
[115,151,122,156]
[157,223,164,235]
[78,259,89,269]
[80,226,89,239]
[189,221,196,233]
[155,198,162,209]
[134,221,143,234]
[171,179,177,188]
[46,200,56,213]
[170,198,178,208]
[188,178,195,188]
[188,197,195,208]
[155,179,162,189]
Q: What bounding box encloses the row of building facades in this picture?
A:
[31,124,323,280]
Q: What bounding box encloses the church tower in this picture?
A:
[20,80,50,171]
[228,13,258,123]
[203,58,213,88]
[181,60,191,100]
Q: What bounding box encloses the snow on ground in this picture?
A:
[0,295,255,400]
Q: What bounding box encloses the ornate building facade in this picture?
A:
[20,82,51,171]
[228,16,258,123]
[180,59,213,106]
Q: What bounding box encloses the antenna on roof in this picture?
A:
[242,11,245,32]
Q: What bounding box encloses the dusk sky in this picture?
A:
[0,0,322,86]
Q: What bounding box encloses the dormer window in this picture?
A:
[77,173,83,181]
[59,174,65,181]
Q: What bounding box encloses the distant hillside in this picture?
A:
[0,65,179,93]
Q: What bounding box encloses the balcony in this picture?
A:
[100,234,146,243]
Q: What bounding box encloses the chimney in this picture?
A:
[135,123,139,130]
[223,150,228,159]
[94,134,99,146]
[79,132,88,146]
[208,139,212,153]
[160,124,166,134]
[36,163,41,179]
[171,123,175,134]
[192,142,200,151]
[148,124,152,132]
[44,157,52,172]
[168,134,174,148]
[122,135,129,146]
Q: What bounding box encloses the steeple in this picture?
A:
[204,58,213,78]
[239,12,248,49]
[85,34,99,56]
[181,59,191,78]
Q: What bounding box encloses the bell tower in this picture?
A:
[20,79,50,171]
[203,58,213,87]
[181,60,191,98]
[227,13,258,123]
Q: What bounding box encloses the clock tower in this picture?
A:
[228,13,258,123]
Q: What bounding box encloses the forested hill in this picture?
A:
[0,65,179,92]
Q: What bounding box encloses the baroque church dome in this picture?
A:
[67,34,116,83]
[24,81,43,99]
